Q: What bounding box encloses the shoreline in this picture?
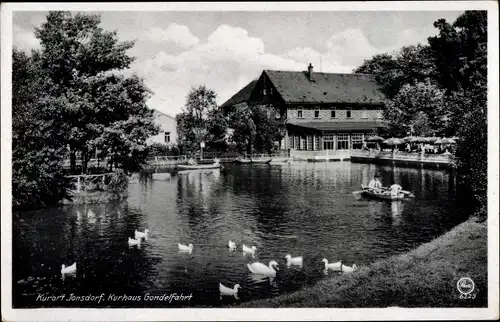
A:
[233,217,487,308]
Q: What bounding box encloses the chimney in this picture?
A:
[307,63,314,81]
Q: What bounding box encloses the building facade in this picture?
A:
[222,64,387,152]
[147,110,178,146]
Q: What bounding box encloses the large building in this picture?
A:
[221,64,387,152]
[147,110,178,146]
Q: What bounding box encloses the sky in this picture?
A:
[13,10,464,117]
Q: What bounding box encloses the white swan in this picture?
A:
[321,258,342,271]
[135,229,149,239]
[341,264,358,273]
[128,237,141,246]
[61,262,77,274]
[219,283,240,296]
[242,244,257,256]
[285,254,303,266]
[178,243,194,253]
[247,261,279,277]
[228,241,236,251]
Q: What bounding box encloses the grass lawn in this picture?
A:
[234,218,487,308]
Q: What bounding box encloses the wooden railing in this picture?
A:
[65,173,117,193]
[350,149,455,165]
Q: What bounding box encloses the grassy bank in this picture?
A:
[235,218,487,308]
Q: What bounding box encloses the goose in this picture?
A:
[285,254,303,266]
[242,244,257,256]
[128,237,141,246]
[178,243,194,253]
[341,264,358,273]
[247,261,279,277]
[228,241,236,251]
[61,262,77,274]
[321,258,342,271]
[219,283,240,297]
[135,229,149,239]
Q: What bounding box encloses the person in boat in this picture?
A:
[368,174,383,194]
[389,183,403,197]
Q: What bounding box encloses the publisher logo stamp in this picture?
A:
[457,277,476,299]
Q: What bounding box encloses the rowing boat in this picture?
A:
[177,163,221,170]
[233,158,272,164]
[361,189,405,201]
[251,158,272,164]
[234,158,252,164]
[360,184,412,200]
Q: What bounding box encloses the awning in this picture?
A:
[286,121,388,132]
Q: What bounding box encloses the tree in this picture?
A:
[228,104,284,155]
[354,45,436,98]
[12,49,69,209]
[384,80,448,137]
[33,11,157,173]
[12,11,160,209]
[177,86,226,154]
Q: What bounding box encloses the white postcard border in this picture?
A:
[1,2,498,321]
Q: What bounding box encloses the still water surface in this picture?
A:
[13,162,468,307]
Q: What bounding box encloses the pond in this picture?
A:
[13,162,469,308]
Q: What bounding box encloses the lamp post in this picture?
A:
[200,141,205,161]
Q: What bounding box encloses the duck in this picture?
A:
[128,237,141,246]
[247,261,279,277]
[135,229,149,239]
[285,254,303,266]
[321,258,342,271]
[242,244,257,256]
[178,243,194,253]
[228,241,236,251]
[61,262,77,274]
[219,282,240,297]
[341,264,358,273]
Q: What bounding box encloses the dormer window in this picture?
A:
[346,107,352,118]
[331,108,336,118]
[297,110,303,118]
[314,110,320,118]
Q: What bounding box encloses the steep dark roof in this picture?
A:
[220,80,257,109]
[264,70,385,105]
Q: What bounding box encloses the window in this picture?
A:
[323,133,335,150]
[352,133,363,149]
[337,133,349,150]
[314,110,320,118]
[361,107,368,119]
[297,110,303,118]
[307,135,313,150]
[294,136,300,149]
[331,108,336,118]
[289,135,294,149]
[300,136,306,150]
[164,132,171,143]
[346,108,352,118]
[263,88,267,95]
[270,88,273,95]
[314,135,320,150]
[275,111,281,119]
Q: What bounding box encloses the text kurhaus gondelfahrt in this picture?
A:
[36,293,193,304]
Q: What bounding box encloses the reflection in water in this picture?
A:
[13,163,468,308]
